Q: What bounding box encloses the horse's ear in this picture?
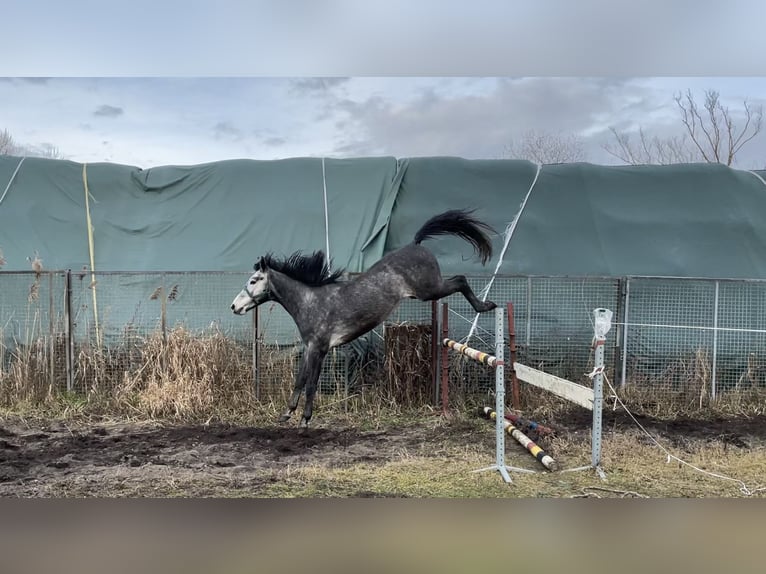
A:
[255,256,268,271]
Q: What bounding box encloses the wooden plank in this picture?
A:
[513,363,594,410]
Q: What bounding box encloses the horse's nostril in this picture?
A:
[231,304,235,310]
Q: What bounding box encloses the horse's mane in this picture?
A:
[258,251,344,286]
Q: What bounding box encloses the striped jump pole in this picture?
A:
[442,338,499,367]
[504,412,555,438]
[481,407,558,471]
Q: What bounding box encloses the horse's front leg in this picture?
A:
[279,346,311,423]
[278,343,327,427]
[298,345,328,432]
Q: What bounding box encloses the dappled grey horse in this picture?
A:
[231,209,497,430]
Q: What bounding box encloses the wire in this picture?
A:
[467,162,542,342]
[0,156,25,207]
[321,157,331,264]
[600,370,764,496]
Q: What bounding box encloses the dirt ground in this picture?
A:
[2,409,765,497]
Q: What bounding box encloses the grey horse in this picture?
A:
[231,209,497,430]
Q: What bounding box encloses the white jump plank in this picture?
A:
[513,363,594,411]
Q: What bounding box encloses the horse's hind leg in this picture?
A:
[416,274,496,313]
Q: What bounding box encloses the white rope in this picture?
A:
[578,290,764,495]
[446,307,495,349]
[602,371,763,496]
[0,156,25,207]
[747,169,766,188]
[321,157,331,264]
[466,162,542,342]
[613,321,766,335]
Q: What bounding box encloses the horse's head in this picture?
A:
[231,257,273,315]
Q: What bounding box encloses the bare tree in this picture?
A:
[0,128,63,159]
[675,89,762,165]
[604,89,763,166]
[25,142,63,159]
[505,129,588,164]
[603,126,703,165]
[0,128,16,155]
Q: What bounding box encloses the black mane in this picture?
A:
[258,251,344,286]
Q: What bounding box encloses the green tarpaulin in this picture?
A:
[3,155,766,279]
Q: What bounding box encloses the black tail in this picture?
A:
[413,209,495,265]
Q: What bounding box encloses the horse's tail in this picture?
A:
[413,209,495,265]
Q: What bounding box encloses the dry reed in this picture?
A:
[2,320,766,424]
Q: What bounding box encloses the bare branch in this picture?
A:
[603,126,703,165]
[609,89,763,166]
[705,91,723,161]
[0,128,17,155]
[676,90,714,163]
[602,127,636,164]
[504,129,587,164]
[0,128,65,159]
[729,99,763,160]
[675,89,762,166]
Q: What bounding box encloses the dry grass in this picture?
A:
[382,323,434,407]
[2,320,766,427]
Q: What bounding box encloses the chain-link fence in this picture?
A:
[2,270,766,412]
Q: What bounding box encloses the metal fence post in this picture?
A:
[525,276,532,349]
[494,305,510,483]
[431,300,439,404]
[507,302,520,410]
[440,302,449,416]
[252,305,260,400]
[591,308,611,477]
[620,277,631,387]
[48,271,55,392]
[711,280,720,400]
[64,269,74,393]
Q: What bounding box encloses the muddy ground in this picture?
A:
[1,410,765,497]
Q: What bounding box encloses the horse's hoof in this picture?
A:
[297,418,310,435]
[277,413,292,423]
[481,301,498,312]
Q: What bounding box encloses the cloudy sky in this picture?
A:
[3,1,766,169]
[3,76,766,169]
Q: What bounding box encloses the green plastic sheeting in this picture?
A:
[378,159,766,279]
[3,154,766,279]
[0,155,400,273]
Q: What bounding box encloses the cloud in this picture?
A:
[262,136,286,147]
[93,104,124,118]
[4,76,765,169]
[290,77,349,94]
[0,77,50,84]
[326,78,650,160]
[213,121,244,141]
